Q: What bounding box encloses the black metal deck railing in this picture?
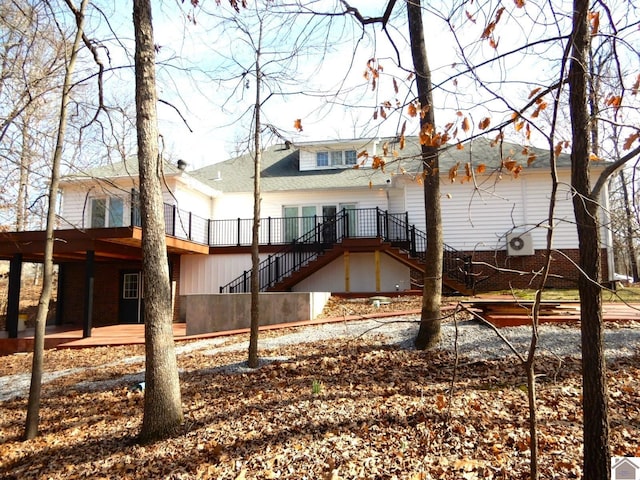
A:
[97,193,472,291]
[219,207,474,293]
[128,190,212,245]
[219,208,406,293]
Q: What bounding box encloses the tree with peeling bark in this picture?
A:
[133,0,183,442]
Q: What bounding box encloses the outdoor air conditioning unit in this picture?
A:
[506,232,534,256]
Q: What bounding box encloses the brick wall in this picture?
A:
[61,257,182,327]
[467,248,610,292]
[61,260,142,327]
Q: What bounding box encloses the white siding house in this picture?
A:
[0,135,617,335]
[58,137,614,294]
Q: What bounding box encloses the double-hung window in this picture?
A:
[330,151,343,166]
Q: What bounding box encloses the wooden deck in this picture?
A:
[0,324,186,355]
[462,300,640,327]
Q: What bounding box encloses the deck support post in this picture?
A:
[55,264,65,325]
[82,250,95,338]
[6,253,23,338]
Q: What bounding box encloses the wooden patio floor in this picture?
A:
[0,308,424,355]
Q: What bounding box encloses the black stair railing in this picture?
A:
[220,207,474,293]
[382,212,473,289]
[219,211,347,293]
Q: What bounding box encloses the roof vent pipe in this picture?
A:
[177,159,187,171]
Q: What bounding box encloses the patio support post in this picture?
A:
[82,250,95,338]
[55,264,65,325]
[6,253,23,339]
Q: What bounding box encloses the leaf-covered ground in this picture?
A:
[1,317,639,479]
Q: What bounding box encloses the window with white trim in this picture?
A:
[90,196,124,228]
[316,151,328,167]
[344,150,357,165]
[316,150,358,167]
[330,151,343,166]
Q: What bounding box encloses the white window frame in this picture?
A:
[316,150,358,168]
[90,196,125,228]
[282,203,359,240]
[316,151,329,167]
[344,150,357,165]
[330,151,343,166]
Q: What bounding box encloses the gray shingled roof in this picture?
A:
[192,147,393,193]
[191,137,573,193]
[62,157,185,181]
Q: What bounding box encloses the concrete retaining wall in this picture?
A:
[184,292,331,336]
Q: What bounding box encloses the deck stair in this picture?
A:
[220,208,474,295]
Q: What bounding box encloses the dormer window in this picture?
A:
[344,150,357,165]
[316,151,329,167]
[316,149,358,168]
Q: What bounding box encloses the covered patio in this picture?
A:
[0,226,208,341]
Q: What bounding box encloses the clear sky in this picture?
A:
[89,1,451,169]
[84,0,638,170]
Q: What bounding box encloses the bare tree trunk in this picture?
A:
[17,116,31,231]
[619,169,639,282]
[568,0,610,477]
[23,0,88,441]
[407,0,442,350]
[134,0,183,443]
[248,26,263,369]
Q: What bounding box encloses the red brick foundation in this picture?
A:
[467,248,610,292]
